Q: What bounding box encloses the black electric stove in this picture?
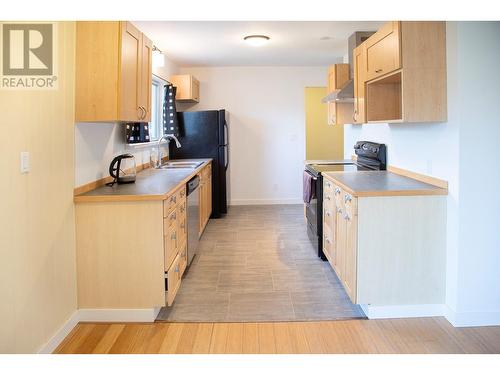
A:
[304,141,387,259]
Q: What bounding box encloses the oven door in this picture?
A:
[305,170,327,259]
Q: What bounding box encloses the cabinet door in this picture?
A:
[323,205,335,262]
[178,200,187,246]
[164,209,178,271]
[365,21,401,81]
[353,44,366,124]
[119,22,142,121]
[327,102,336,125]
[334,203,346,280]
[166,253,182,306]
[139,33,152,122]
[198,175,205,235]
[191,77,200,102]
[343,195,358,303]
[206,175,212,219]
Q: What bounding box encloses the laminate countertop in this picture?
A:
[322,171,448,197]
[74,159,212,203]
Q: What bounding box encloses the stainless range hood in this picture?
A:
[321,80,354,103]
[322,31,375,103]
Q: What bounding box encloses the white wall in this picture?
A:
[75,58,179,187]
[455,22,500,321]
[0,22,77,353]
[343,22,500,326]
[178,66,327,205]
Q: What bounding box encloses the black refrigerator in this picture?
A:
[169,110,228,218]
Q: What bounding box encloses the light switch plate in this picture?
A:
[20,151,30,174]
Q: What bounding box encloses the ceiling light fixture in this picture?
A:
[243,35,270,47]
[152,46,165,68]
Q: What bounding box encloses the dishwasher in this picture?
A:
[186,175,200,267]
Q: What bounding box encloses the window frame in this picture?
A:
[150,74,167,142]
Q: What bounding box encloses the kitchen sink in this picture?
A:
[157,161,203,169]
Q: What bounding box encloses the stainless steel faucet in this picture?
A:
[156,134,182,168]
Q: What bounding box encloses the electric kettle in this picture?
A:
[108,154,136,185]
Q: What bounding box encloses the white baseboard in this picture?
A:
[230,198,303,205]
[38,311,80,354]
[78,307,161,323]
[444,305,500,327]
[360,304,445,319]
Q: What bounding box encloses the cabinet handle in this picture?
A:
[143,106,148,118]
[325,210,331,217]
[375,69,383,73]
[137,106,143,119]
[325,195,331,201]
[353,109,358,122]
[325,236,331,244]
[337,208,342,214]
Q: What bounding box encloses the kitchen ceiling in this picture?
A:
[133,21,385,67]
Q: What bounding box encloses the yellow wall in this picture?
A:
[0,22,77,353]
[305,87,344,160]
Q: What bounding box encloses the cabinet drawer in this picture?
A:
[164,221,178,271]
[165,253,182,306]
[164,192,179,216]
[165,207,178,228]
[324,178,334,195]
[333,184,343,209]
[323,232,333,260]
[163,185,186,217]
[178,204,187,246]
[179,242,188,277]
[343,192,357,220]
[366,21,401,81]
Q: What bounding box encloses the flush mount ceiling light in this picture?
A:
[243,35,270,47]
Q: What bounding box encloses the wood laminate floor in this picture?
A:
[157,205,365,322]
[54,318,500,354]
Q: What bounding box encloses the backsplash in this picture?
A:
[74,122,157,187]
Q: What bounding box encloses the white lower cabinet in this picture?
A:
[323,177,446,306]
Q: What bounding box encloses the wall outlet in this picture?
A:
[20,151,30,174]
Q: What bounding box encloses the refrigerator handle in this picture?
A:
[224,145,229,171]
[224,121,228,145]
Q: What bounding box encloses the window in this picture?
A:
[150,75,166,142]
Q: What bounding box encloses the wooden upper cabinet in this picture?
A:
[359,21,446,123]
[76,21,153,122]
[119,22,142,122]
[326,64,350,126]
[365,21,401,81]
[139,34,153,122]
[352,44,367,124]
[170,74,200,103]
[327,64,349,93]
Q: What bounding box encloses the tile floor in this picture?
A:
[157,205,365,322]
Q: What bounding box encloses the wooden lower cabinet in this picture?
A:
[166,253,182,306]
[163,185,187,306]
[75,178,193,310]
[322,177,446,306]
